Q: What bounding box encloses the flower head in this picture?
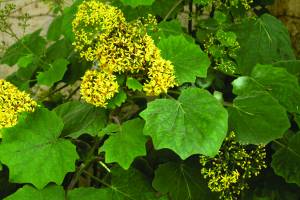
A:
[200,132,267,200]
[0,79,37,134]
[80,70,119,107]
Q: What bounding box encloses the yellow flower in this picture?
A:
[80,70,119,107]
[0,79,37,135]
[73,1,177,102]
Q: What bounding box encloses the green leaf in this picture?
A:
[101,119,147,169]
[157,20,184,38]
[16,54,34,68]
[272,133,300,186]
[45,38,72,63]
[273,60,300,81]
[152,160,218,200]
[68,187,108,200]
[107,90,127,109]
[54,101,107,138]
[62,0,83,42]
[232,14,295,75]
[232,77,263,96]
[120,0,155,7]
[251,64,300,113]
[140,88,228,159]
[37,58,69,87]
[232,64,300,113]
[0,108,78,189]
[158,35,210,84]
[68,167,160,200]
[1,30,46,66]
[47,15,63,41]
[126,77,143,91]
[4,185,65,200]
[228,91,290,144]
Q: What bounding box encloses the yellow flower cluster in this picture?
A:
[80,70,119,107]
[0,79,37,136]
[200,132,267,200]
[73,0,177,107]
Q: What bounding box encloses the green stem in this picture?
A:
[67,137,101,190]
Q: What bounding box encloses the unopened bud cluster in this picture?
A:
[200,132,267,200]
[72,0,177,107]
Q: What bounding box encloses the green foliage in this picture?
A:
[54,101,107,138]
[228,91,290,144]
[5,185,65,200]
[101,119,147,169]
[0,109,78,189]
[0,0,299,199]
[152,160,218,200]
[272,133,300,186]
[141,88,228,159]
[37,59,69,87]
[232,14,295,75]
[1,30,46,66]
[158,35,210,84]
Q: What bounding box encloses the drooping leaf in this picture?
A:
[68,167,160,200]
[120,0,155,7]
[4,185,65,200]
[152,160,218,200]
[0,108,78,189]
[1,30,46,66]
[140,88,228,159]
[228,91,290,144]
[37,58,69,87]
[158,35,210,85]
[232,14,295,75]
[47,15,63,41]
[54,101,107,138]
[126,77,143,91]
[272,133,300,186]
[101,119,147,169]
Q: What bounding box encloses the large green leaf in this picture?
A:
[54,101,107,138]
[232,14,295,75]
[120,0,155,7]
[1,30,46,66]
[251,64,300,113]
[232,64,300,113]
[158,35,210,85]
[0,109,78,189]
[228,91,290,144]
[68,167,160,200]
[101,119,147,169]
[272,133,300,186]
[37,59,69,87]
[140,88,228,159]
[4,185,65,200]
[152,160,218,200]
